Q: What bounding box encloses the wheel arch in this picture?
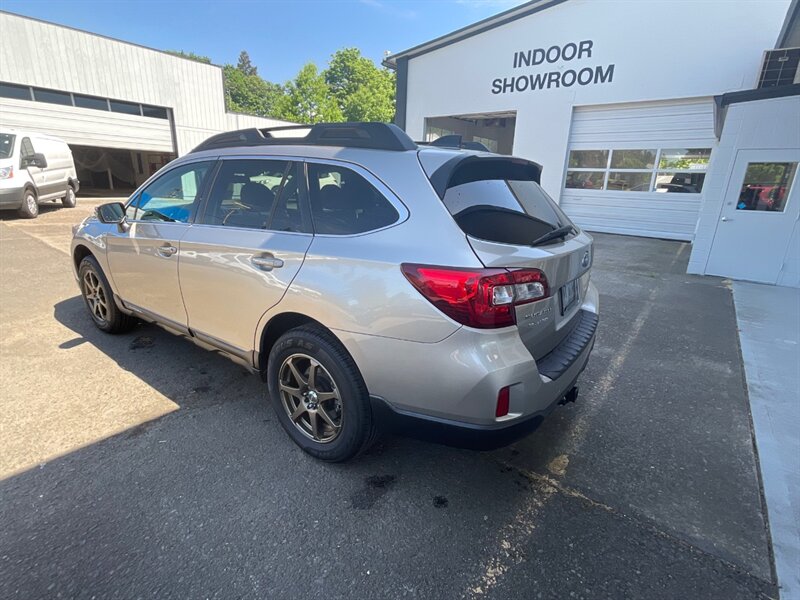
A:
[73,243,95,272]
[257,312,345,378]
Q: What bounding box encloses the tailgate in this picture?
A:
[468,232,594,360]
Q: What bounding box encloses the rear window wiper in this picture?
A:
[531,224,575,246]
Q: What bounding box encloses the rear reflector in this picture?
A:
[401,264,549,329]
[496,386,510,417]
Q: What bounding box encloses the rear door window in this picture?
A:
[442,178,574,246]
[201,159,290,229]
[307,163,399,235]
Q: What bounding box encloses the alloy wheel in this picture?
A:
[25,194,37,215]
[83,270,109,323]
[278,353,343,443]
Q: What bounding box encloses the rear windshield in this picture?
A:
[0,134,15,159]
[442,178,575,246]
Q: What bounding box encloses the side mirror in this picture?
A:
[31,153,47,168]
[96,202,130,232]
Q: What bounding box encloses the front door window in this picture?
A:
[131,161,213,223]
[735,162,797,212]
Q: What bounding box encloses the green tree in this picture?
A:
[275,63,343,123]
[236,50,258,77]
[324,48,395,122]
[223,64,283,117]
[166,50,212,64]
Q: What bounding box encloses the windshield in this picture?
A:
[0,134,15,159]
[442,178,576,246]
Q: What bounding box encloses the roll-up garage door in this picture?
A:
[560,98,716,241]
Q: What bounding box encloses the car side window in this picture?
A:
[268,165,309,233]
[19,137,34,168]
[132,161,213,223]
[307,163,399,235]
[200,159,290,230]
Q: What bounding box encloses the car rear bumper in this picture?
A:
[370,376,584,450]
[338,281,599,435]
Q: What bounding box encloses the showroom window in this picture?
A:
[565,148,712,193]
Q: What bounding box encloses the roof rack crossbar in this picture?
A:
[191,122,417,154]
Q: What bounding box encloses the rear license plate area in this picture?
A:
[559,278,580,315]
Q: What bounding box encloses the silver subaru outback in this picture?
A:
[71,123,599,462]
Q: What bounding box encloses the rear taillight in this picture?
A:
[401,264,549,329]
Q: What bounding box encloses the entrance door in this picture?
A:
[706,149,800,283]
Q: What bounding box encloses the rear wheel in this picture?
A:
[18,189,38,219]
[62,185,77,208]
[78,255,137,333]
[267,325,377,462]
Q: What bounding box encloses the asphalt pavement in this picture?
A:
[0,199,777,599]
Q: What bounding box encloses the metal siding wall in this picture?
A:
[561,98,716,241]
[0,98,173,151]
[0,12,228,152]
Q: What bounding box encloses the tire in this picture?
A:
[267,325,377,462]
[62,185,77,208]
[78,255,137,334]
[17,188,38,219]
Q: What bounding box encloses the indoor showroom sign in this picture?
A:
[492,40,615,94]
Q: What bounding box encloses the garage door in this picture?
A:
[560,98,716,241]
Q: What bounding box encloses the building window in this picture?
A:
[109,100,141,115]
[654,148,712,194]
[0,82,32,100]
[32,87,72,106]
[74,94,109,110]
[142,104,168,119]
[735,162,797,212]
[565,147,712,193]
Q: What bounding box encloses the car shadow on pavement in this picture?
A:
[0,296,585,599]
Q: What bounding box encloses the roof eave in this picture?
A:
[383,0,567,68]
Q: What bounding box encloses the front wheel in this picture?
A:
[62,185,77,208]
[267,325,377,462]
[18,189,38,219]
[78,255,137,333]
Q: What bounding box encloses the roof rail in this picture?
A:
[191,122,418,154]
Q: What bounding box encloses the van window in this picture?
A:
[19,138,35,166]
[0,134,14,159]
[442,178,575,246]
[307,164,399,235]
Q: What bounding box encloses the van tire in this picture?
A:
[62,185,77,208]
[18,189,38,219]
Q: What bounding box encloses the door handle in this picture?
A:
[250,255,284,271]
[157,244,178,257]
[720,217,730,222]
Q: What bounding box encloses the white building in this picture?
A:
[0,11,291,191]
[386,0,800,287]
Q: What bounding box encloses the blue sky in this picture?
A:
[1,0,525,82]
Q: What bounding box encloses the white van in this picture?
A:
[0,130,80,218]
